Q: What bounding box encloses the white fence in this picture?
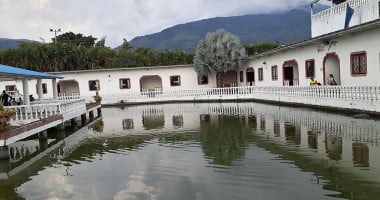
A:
[7,99,87,126]
[85,86,380,113]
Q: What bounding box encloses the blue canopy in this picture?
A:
[0,64,63,80]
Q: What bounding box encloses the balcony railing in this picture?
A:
[7,98,87,126]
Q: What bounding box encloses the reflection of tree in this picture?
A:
[64,135,154,163]
[91,120,104,133]
[199,115,249,166]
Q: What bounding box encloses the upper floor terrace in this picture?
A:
[312,0,380,37]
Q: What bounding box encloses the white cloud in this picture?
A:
[0,0,331,48]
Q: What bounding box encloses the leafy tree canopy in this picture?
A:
[54,32,97,47]
[194,29,246,87]
[0,34,194,72]
[244,41,280,56]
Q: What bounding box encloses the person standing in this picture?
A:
[1,90,10,106]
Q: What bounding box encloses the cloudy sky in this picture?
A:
[0,0,330,48]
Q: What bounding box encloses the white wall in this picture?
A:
[245,27,380,87]
[50,65,218,98]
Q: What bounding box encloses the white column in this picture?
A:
[52,79,58,99]
[22,78,30,105]
[37,79,43,101]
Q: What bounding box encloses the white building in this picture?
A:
[1,0,380,107]
[245,0,380,87]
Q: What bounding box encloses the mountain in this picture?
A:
[0,38,37,49]
[128,7,328,52]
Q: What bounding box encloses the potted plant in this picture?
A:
[0,102,16,133]
[93,91,102,103]
[148,88,155,97]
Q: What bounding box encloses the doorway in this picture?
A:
[246,68,255,86]
[284,67,294,86]
[323,53,340,85]
[282,60,299,86]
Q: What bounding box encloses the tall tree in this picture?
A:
[54,32,97,47]
[194,29,246,87]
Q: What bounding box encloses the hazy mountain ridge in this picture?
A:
[1,5,328,51]
[128,8,319,51]
[0,38,37,49]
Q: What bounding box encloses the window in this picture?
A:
[351,51,367,75]
[89,80,100,91]
[305,59,315,78]
[5,85,16,91]
[239,71,244,82]
[119,78,131,89]
[258,68,264,81]
[198,75,208,85]
[170,75,181,86]
[42,83,47,94]
[35,83,48,94]
[271,65,278,80]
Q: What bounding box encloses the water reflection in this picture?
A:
[325,134,343,161]
[0,103,379,200]
[199,115,249,165]
[352,142,369,168]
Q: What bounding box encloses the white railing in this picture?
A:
[313,0,373,21]
[7,98,87,126]
[90,86,380,113]
[57,94,82,101]
[312,0,379,37]
[59,99,87,120]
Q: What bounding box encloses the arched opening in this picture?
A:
[221,70,238,87]
[140,75,163,92]
[282,60,299,86]
[246,68,255,86]
[57,80,80,96]
[323,52,340,85]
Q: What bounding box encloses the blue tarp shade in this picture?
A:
[0,64,63,79]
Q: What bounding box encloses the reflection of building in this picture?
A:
[285,124,301,145]
[260,117,266,131]
[352,142,369,167]
[248,116,257,129]
[142,108,165,130]
[273,121,280,137]
[325,134,343,161]
[172,115,183,128]
[122,119,134,130]
[98,103,379,172]
[307,130,318,149]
